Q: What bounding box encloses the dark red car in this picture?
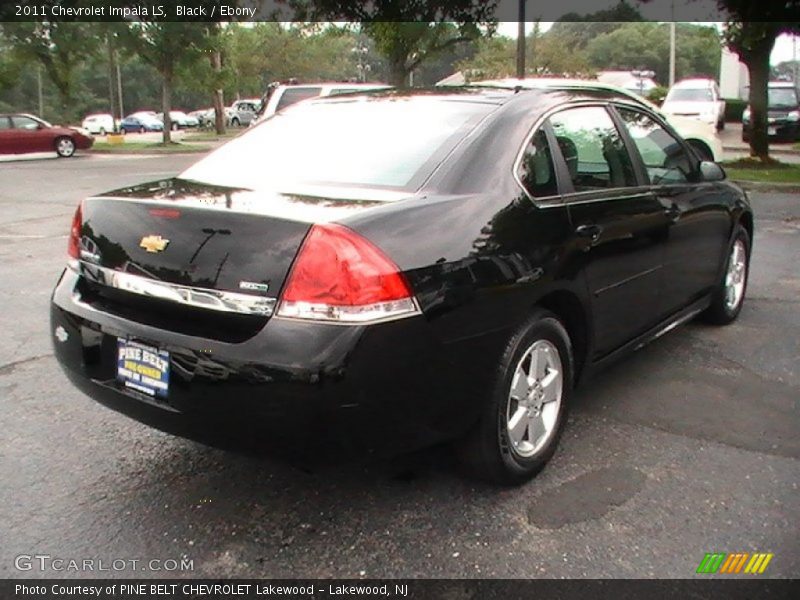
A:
[0,113,94,158]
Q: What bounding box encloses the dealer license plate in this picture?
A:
[116,338,170,398]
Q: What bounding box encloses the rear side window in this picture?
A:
[548,106,636,192]
[617,108,694,185]
[517,129,558,197]
[276,87,323,112]
[0,117,10,129]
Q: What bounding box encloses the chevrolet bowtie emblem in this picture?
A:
[139,235,170,253]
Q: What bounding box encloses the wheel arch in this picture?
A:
[739,210,754,246]
[534,289,590,384]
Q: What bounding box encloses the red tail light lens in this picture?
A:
[67,203,83,262]
[277,223,419,323]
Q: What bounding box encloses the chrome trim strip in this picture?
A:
[75,262,276,317]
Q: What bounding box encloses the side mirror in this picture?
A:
[699,160,725,182]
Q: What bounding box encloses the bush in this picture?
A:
[647,86,668,105]
[724,98,747,122]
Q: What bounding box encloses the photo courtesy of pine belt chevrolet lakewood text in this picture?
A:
[51,83,752,484]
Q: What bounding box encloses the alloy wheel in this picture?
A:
[725,239,747,311]
[506,339,563,458]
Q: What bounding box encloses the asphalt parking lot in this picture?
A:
[0,153,798,579]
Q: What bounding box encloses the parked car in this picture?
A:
[81,113,115,135]
[156,111,200,130]
[661,78,726,131]
[229,99,261,126]
[0,113,93,157]
[471,78,724,162]
[51,86,751,484]
[742,82,800,142]
[254,82,391,124]
[119,115,164,133]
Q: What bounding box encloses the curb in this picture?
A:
[723,145,800,157]
[731,180,800,194]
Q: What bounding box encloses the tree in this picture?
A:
[719,1,800,161]
[118,23,207,143]
[586,23,720,85]
[2,21,99,119]
[284,1,498,86]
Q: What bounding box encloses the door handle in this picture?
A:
[575,224,603,243]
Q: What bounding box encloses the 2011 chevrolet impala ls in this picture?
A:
[51,84,752,484]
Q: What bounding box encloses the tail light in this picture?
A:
[277,223,419,323]
[67,202,83,268]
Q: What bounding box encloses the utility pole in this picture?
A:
[37,67,43,117]
[669,3,676,87]
[516,0,526,79]
[116,61,124,119]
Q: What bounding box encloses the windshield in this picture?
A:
[666,88,713,102]
[768,87,798,108]
[181,96,495,192]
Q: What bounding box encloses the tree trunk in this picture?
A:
[745,41,775,161]
[161,68,172,144]
[388,54,409,87]
[211,49,225,135]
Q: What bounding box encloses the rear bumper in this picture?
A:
[743,121,800,141]
[51,269,485,458]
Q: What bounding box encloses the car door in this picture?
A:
[9,115,46,153]
[0,116,13,153]
[614,105,730,317]
[548,105,671,358]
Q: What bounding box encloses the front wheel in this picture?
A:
[456,310,573,485]
[55,136,76,158]
[702,225,750,325]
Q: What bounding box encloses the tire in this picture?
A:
[54,136,76,158]
[99,128,106,136]
[456,309,573,485]
[717,118,725,132]
[702,225,750,325]
[231,117,240,127]
[171,122,179,131]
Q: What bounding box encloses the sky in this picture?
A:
[495,22,799,66]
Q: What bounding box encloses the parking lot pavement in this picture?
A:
[0,154,798,579]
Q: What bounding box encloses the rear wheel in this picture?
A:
[55,136,76,158]
[456,310,573,485]
[703,225,750,325]
[139,126,145,134]
[171,122,179,131]
[231,117,240,127]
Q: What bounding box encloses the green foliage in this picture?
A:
[586,22,720,85]
[647,86,668,105]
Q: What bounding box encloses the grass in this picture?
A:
[721,158,800,184]
[91,141,211,154]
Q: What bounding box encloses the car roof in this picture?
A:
[467,78,654,107]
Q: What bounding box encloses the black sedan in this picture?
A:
[51,86,752,484]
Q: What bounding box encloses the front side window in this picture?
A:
[517,128,558,198]
[548,106,636,192]
[617,107,694,185]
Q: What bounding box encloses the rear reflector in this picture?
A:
[67,202,83,268]
[277,223,419,323]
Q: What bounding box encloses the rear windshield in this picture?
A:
[768,87,798,108]
[666,88,713,102]
[181,96,494,192]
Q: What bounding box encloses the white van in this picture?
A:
[662,78,726,131]
[254,83,390,125]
